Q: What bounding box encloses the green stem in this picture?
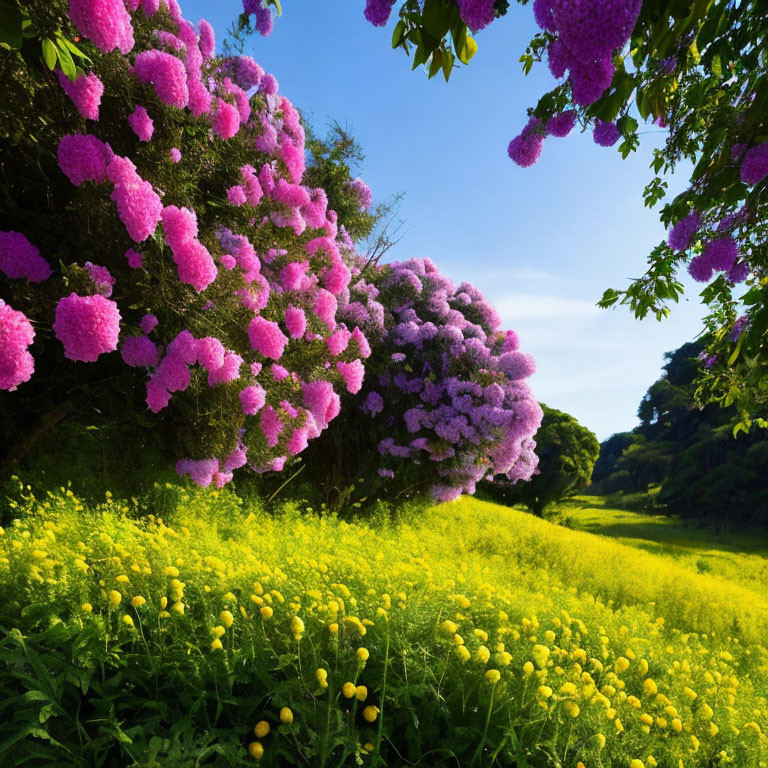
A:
[471,681,497,766]
[373,628,391,767]
[319,676,333,768]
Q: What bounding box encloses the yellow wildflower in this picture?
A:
[564,701,580,718]
[82,603,93,612]
[615,656,630,673]
[247,741,264,760]
[291,616,305,639]
[475,645,491,664]
[131,596,146,608]
[363,706,379,723]
[485,669,501,684]
[260,606,273,619]
[342,682,356,698]
[122,614,134,628]
[455,645,471,662]
[355,685,367,701]
[280,707,293,724]
[108,590,122,606]
[316,668,328,689]
[254,721,270,738]
[211,638,223,651]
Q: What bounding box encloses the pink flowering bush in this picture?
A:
[304,255,542,505]
[0,0,368,487]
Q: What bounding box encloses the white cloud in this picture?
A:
[492,293,601,322]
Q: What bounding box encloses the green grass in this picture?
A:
[554,495,768,593]
[0,482,766,766]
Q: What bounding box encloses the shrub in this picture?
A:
[302,256,542,506]
[0,0,369,487]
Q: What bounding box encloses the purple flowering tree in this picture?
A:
[0,0,370,488]
[302,255,542,506]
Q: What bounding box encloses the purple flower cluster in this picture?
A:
[363,0,396,27]
[688,236,740,283]
[456,0,495,33]
[0,231,51,283]
[593,120,620,147]
[347,177,374,211]
[338,256,541,501]
[740,143,768,187]
[508,117,545,168]
[510,0,641,168]
[667,211,701,252]
[243,0,274,36]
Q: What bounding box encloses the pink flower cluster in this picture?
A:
[5,0,386,491]
[347,177,374,211]
[107,155,163,242]
[161,206,218,292]
[133,50,189,109]
[68,0,135,54]
[127,105,154,141]
[0,300,35,391]
[57,134,112,186]
[57,71,104,121]
[53,293,121,362]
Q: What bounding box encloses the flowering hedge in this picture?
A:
[0,0,370,486]
[304,255,542,503]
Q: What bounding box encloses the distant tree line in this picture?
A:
[592,342,768,528]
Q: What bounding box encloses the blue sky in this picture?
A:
[185,1,706,440]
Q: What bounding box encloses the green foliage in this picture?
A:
[1,484,768,766]
[593,341,768,526]
[483,404,599,515]
[302,121,377,242]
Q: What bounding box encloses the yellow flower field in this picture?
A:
[0,483,766,766]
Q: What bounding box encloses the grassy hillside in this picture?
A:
[1,483,766,766]
[555,495,768,593]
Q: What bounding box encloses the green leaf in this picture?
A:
[56,33,91,62]
[55,38,77,81]
[0,0,24,49]
[392,19,406,49]
[727,332,744,366]
[441,48,454,82]
[598,289,620,308]
[41,37,57,70]
[428,49,443,79]
[710,53,722,77]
